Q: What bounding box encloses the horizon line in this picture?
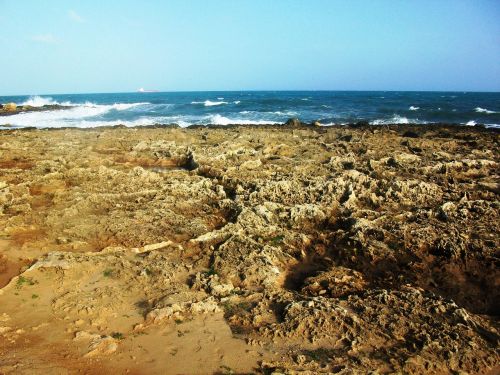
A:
[2,89,500,97]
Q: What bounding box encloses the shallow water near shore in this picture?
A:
[1,91,499,128]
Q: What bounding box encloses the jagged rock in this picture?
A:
[301,267,367,298]
[146,298,221,323]
[240,159,262,170]
[284,118,302,127]
[0,124,498,374]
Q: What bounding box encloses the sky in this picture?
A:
[0,0,499,95]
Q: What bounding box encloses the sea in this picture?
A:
[0,91,499,129]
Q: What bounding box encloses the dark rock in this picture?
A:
[349,121,369,128]
[403,131,419,138]
[339,134,353,142]
[284,118,303,127]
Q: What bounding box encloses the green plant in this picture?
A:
[111,332,124,340]
[31,294,39,299]
[204,267,217,276]
[103,269,114,277]
[270,235,285,245]
[16,276,36,288]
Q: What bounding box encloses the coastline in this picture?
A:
[1,120,500,132]
[0,124,498,374]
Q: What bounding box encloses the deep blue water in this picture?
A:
[0,91,499,128]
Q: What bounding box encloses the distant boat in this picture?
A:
[137,88,159,93]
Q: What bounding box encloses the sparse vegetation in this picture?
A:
[111,332,124,340]
[269,234,284,245]
[204,266,218,276]
[16,276,36,288]
[103,269,114,277]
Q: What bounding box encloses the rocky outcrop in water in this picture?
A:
[0,104,72,116]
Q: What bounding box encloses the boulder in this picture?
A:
[402,130,419,138]
[310,120,321,127]
[284,118,302,127]
[4,103,17,112]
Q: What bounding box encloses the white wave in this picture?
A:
[206,114,277,126]
[465,120,476,126]
[475,107,496,114]
[217,97,224,100]
[0,102,150,128]
[20,95,72,107]
[233,101,241,104]
[268,111,298,116]
[108,102,150,110]
[371,115,416,125]
[409,106,420,111]
[191,100,228,107]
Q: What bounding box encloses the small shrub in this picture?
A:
[16,276,36,288]
[270,235,284,245]
[103,269,114,277]
[111,332,124,340]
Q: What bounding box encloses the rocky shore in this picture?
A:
[0,103,71,117]
[0,124,498,374]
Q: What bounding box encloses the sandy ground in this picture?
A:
[0,124,498,374]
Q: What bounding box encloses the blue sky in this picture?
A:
[0,0,499,95]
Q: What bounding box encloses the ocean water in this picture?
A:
[0,91,499,128]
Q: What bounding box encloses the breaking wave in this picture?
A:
[475,107,496,114]
[0,102,151,128]
[409,106,420,111]
[21,96,71,107]
[205,114,277,126]
[191,100,228,107]
[371,115,413,125]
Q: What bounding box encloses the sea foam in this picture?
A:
[475,107,496,114]
[206,114,276,126]
[0,102,150,128]
[21,96,71,107]
[191,100,228,107]
[409,106,420,111]
[371,115,413,125]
